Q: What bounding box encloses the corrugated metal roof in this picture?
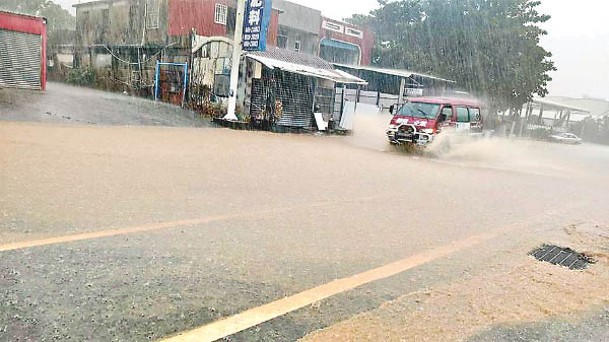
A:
[333,63,456,83]
[73,0,113,7]
[0,9,45,20]
[246,49,367,85]
[248,48,335,70]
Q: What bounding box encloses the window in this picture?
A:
[226,7,236,35]
[397,102,441,119]
[101,9,109,33]
[456,107,469,122]
[146,0,160,29]
[294,40,301,52]
[277,26,288,49]
[440,106,453,122]
[469,108,481,122]
[78,11,90,45]
[80,11,90,27]
[277,36,287,49]
[215,4,228,25]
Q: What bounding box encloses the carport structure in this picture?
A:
[332,63,456,110]
[527,97,591,127]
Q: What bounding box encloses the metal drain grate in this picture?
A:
[530,245,595,270]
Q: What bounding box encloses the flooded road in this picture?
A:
[1,118,609,341]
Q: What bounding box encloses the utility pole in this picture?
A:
[398,78,406,106]
[224,0,246,121]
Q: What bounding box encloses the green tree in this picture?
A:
[1,0,75,46]
[0,0,46,14]
[349,0,555,112]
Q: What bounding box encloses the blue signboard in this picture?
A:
[242,0,272,51]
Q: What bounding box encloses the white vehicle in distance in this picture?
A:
[549,132,583,145]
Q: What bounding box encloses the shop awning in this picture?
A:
[246,50,368,85]
[320,39,361,52]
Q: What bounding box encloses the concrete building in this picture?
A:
[273,0,321,56]
[73,0,174,71]
[73,1,371,69]
[72,0,190,98]
[73,0,281,70]
[319,17,374,66]
[74,0,172,48]
[271,2,373,66]
[74,0,280,49]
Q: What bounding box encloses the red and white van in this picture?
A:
[387,97,483,146]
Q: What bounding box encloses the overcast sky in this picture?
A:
[57,0,608,100]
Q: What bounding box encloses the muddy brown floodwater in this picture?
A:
[1,104,609,341]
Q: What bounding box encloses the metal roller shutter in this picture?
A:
[0,29,42,90]
[250,78,267,119]
[250,70,314,128]
[274,71,313,128]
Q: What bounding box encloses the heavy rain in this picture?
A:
[1,0,609,341]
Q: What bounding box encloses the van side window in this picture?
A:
[440,106,453,122]
[456,107,469,123]
[469,108,481,122]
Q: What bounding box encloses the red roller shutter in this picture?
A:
[0,29,43,90]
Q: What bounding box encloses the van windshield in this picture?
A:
[397,102,441,119]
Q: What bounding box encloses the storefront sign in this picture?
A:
[406,88,424,97]
[243,0,272,51]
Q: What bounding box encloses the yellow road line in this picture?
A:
[0,199,386,253]
[0,215,233,252]
[162,232,499,342]
[0,198,383,253]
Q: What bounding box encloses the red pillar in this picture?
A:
[41,19,47,91]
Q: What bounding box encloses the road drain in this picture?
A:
[530,245,595,270]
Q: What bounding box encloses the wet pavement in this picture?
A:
[1,89,609,341]
[0,82,207,127]
[470,309,609,342]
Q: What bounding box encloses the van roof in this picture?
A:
[409,97,481,107]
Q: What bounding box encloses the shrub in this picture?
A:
[66,67,97,87]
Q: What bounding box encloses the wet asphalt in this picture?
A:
[0,82,207,127]
[470,308,609,342]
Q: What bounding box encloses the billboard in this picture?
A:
[242,0,272,51]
